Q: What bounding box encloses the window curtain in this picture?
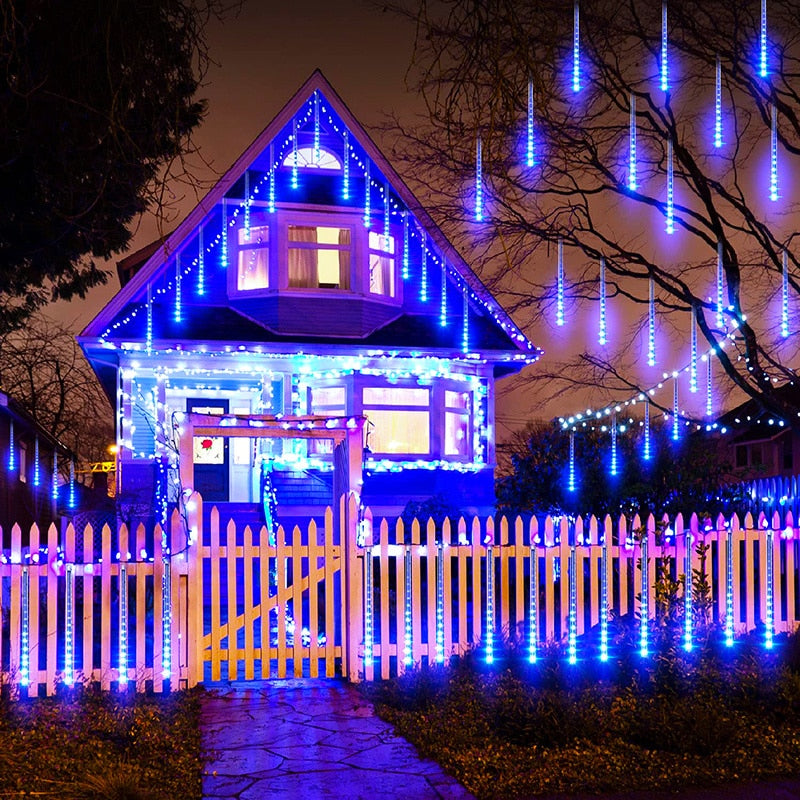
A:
[288,226,317,287]
[338,229,350,289]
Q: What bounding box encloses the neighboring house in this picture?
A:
[78,71,539,527]
[0,389,71,542]
[714,384,800,481]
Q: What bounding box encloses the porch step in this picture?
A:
[271,470,333,507]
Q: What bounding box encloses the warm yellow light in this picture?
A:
[108,445,119,454]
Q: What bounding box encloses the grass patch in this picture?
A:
[365,629,800,799]
[0,686,204,799]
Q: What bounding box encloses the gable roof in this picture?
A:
[80,70,535,355]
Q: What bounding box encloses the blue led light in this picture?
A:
[770,105,778,201]
[475,136,483,221]
[782,250,790,338]
[648,277,656,367]
[440,258,448,327]
[119,562,128,682]
[51,450,59,501]
[568,431,576,491]
[529,544,538,663]
[64,564,74,685]
[383,181,390,242]
[600,530,609,661]
[145,283,153,357]
[690,312,697,393]
[599,257,607,345]
[716,242,724,328]
[197,225,205,296]
[404,546,413,667]
[243,172,250,238]
[313,90,320,164]
[486,541,494,663]
[462,286,469,353]
[684,530,693,651]
[760,0,768,77]
[556,239,565,327]
[572,0,581,93]
[220,199,229,269]
[765,526,774,649]
[174,253,182,324]
[162,557,172,680]
[436,543,445,663]
[68,459,76,510]
[364,545,374,666]
[629,94,637,191]
[643,399,651,461]
[661,2,669,93]
[611,415,619,476]
[568,542,577,664]
[666,137,674,234]
[640,533,649,657]
[20,567,29,687]
[8,419,14,472]
[725,526,734,646]
[420,234,428,303]
[527,80,535,167]
[342,130,350,199]
[672,379,680,441]
[33,436,40,487]
[402,211,410,280]
[363,161,371,228]
[706,354,714,417]
[715,56,723,148]
[291,118,299,189]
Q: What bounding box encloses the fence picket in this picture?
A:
[379,518,390,679]
[243,525,255,681]
[308,519,321,679]
[323,508,336,677]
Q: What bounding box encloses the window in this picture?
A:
[363,386,430,455]
[368,232,396,297]
[310,386,346,455]
[288,225,351,289]
[237,225,269,290]
[444,390,470,457]
[282,146,342,171]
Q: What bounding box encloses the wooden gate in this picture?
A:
[186,499,358,683]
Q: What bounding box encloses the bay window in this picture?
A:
[288,225,351,289]
[363,386,430,455]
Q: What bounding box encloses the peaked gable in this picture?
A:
[81,70,536,359]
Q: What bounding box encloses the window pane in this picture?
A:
[369,231,395,254]
[239,225,269,246]
[288,225,350,245]
[367,410,429,454]
[237,225,269,290]
[312,387,346,409]
[445,411,468,456]
[288,248,351,289]
[445,390,469,409]
[282,146,342,170]
[363,387,429,406]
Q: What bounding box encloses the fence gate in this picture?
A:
[186,500,356,684]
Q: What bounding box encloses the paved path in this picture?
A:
[201,680,475,799]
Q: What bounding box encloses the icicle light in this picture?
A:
[51,451,58,501]
[782,250,790,338]
[363,161,371,227]
[197,225,205,296]
[629,94,637,191]
[716,242,724,328]
[342,130,350,199]
[684,529,693,651]
[162,557,172,679]
[648,277,656,367]
[383,182,390,242]
[68,459,76,510]
[527,80,535,167]
[404,546,413,666]
[440,259,448,327]
[568,431,576,492]
[64,563,74,685]
[364,546,374,666]
[475,136,483,221]
[661,2,669,93]
[760,0,768,77]
[725,527,734,646]
[243,172,250,238]
[766,526,774,649]
[8,419,14,471]
[174,253,182,324]
[610,415,618,477]
[599,257,607,345]
[20,567,29,686]
[420,235,428,302]
[672,378,680,441]
[715,56,723,148]
[529,544,539,663]
[462,286,469,353]
[770,104,778,201]
[486,541,495,663]
[313,90,320,164]
[269,144,276,212]
[146,283,153,356]
[291,118,299,189]
[690,312,698,392]
[556,238,565,327]
[573,0,581,93]
[33,437,40,487]
[706,353,714,417]
[119,562,128,680]
[402,211,410,280]
[640,533,649,657]
[436,543,445,663]
[600,530,609,661]
[643,399,651,461]
[666,137,675,234]
[568,542,577,664]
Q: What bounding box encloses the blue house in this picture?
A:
[78,71,538,526]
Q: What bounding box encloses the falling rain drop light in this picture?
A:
[782,250,790,338]
[706,354,714,417]
[715,56,723,148]
[568,431,576,491]
[8,419,14,471]
[600,530,609,661]
[119,562,128,681]
[610,415,618,477]
[765,526,774,649]
[462,286,469,353]
[269,144,276,212]
[684,529,693,651]
[197,225,205,296]
[20,567,29,686]
[716,242,724,328]
[690,313,698,392]
[436,542,445,663]
[572,0,581,93]
[402,211,410,280]
[640,533,649,657]
[313,90,320,164]
[643,399,651,461]
[760,0,768,77]
[629,94,637,191]
[364,546,374,666]
[243,173,250,238]
[557,238,565,327]
[383,182,390,242]
[64,563,74,685]
[648,277,656,367]
[68,459,76,510]
[486,540,495,663]
[51,450,59,501]
[162,557,172,680]
[291,118,299,189]
[363,161,371,228]
[440,259,448,327]
[568,540,577,664]
[529,544,538,663]
[527,80,535,167]
[672,379,680,441]
[342,131,350,199]
[421,235,428,303]
[661,2,669,93]
[666,137,674,233]
[770,105,778,201]
[599,257,607,345]
[146,283,153,356]
[33,436,40,487]
[174,253,181,324]
[475,136,483,221]
[725,526,734,646]
[404,546,413,667]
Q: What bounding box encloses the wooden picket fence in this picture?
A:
[1,500,799,695]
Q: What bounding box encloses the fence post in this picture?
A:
[184,494,203,688]
[341,492,364,682]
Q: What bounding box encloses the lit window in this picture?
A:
[363,387,428,406]
[368,232,396,297]
[237,225,269,290]
[363,386,430,455]
[288,225,351,289]
[282,146,342,171]
[445,390,470,457]
[310,386,346,455]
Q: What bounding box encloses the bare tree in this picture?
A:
[384,0,800,426]
[0,316,114,465]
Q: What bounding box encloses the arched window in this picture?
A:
[282,146,342,171]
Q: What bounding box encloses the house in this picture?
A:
[78,71,539,529]
[0,388,73,542]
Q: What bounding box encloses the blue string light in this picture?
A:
[661,2,669,93]
[33,436,40,487]
[715,56,723,148]
[383,182,390,242]
[342,130,350,199]
[162,557,171,679]
[420,234,428,302]
[64,563,74,685]
[8,419,14,472]
[527,79,535,167]
[629,94,637,191]
[760,0,768,77]
[782,250,790,338]
[436,542,445,663]
[643,398,651,461]
[640,533,649,657]
[572,0,581,93]
[364,545,374,666]
[610,414,618,477]
[51,450,59,501]
[599,257,607,345]
[770,105,778,201]
[68,459,76,510]
[765,526,774,649]
[20,567,29,686]
[725,526,734,646]
[146,283,153,356]
[648,277,656,367]
[568,540,577,664]
[269,144,276,212]
[684,529,693,651]
[556,238,565,327]
[402,211,409,280]
[220,198,228,269]
[462,285,469,353]
[313,90,320,164]
[475,136,483,221]
[706,353,714,417]
[666,137,674,233]
[174,253,181,324]
[600,529,609,661]
[243,172,250,238]
[672,377,680,441]
[568,431,576,491]
[363,161,371,228]
[690,312,698,393]
[486,541,494,663]
[291,118,299,189]
[716,242,724,328]
[404,546,413,667]
[197,225,205,296]
[440,259,447,327]
[529,544,538,663]
[119,562,128,681]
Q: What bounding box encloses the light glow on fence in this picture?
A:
[119,563,128,682]
[684,530,693,652]
[600,529,609,661]
[529,544,538,663]
[64,564,74,685]
[486,542,494,664]
[436,542,445,663]
[162,558,172,680]
[404,546,413,666]
[568,542,578,664]
[640,534,649,658]
[364,546,374,666]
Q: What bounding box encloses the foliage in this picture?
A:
[0,687,203,799]
[366,628,800,799]
[496,417,743,517]
[384,0,800,426]
[0,0,232,333]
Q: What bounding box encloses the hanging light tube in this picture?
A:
[313,90,320,164]
[440,259,448,327]
[648,277,656,367]
[640,533,649,657]
[383,182,390,243]
[643,399,651,461]
[666,137,674,233]
[486,541,495,663]
[462,285,469,353]
[765,526,774,649]
[529,544,538,663]
[782,249,790,338]
[600,528,609,661]
[174,253,182,324]
[661,2,669,93]
[243,172,250,238]
[684,529,693,651]
[770,104,778,201]
[706,353,714,417]
[690,312,698,392]
[672,378,680,441]
[420,234,428,302]
[629,94,637,191]
[291,118,299,189]
[119,562,128,681]
[716,242,724,328]
[51,451,59,501]
[568,541,577,664]
[364,546,374,666]
[599,257,607,345]
[725,526,734,646]
[342,130,350,200]
[8,419,14,471]
[146,283,153,356]
[404,546,413,667]
[715,56,723,148]
[475,136,483,221]
[527,80,536,167]
[568,431,576,492]
[363,161,371,228]
[557,238,565,327]
[436,543,445,663]
[269,143,276,212]
[402,211,410,280]
[68,459,76,510]
[760,0,768,77]
[610,415,618,477]
[162,557,172,679]
[197,225,205,296]
[573,0,581,93]
[33,436,40,487]
[64,563,74,685]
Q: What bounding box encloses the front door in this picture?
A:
[188,398,229,502]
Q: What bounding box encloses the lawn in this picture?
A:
[365,628,800,799]
[0,686,203,800]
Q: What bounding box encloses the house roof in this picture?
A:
[79,70,536,359]
[716,383,800,430]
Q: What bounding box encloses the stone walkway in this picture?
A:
[201,680,475,799]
